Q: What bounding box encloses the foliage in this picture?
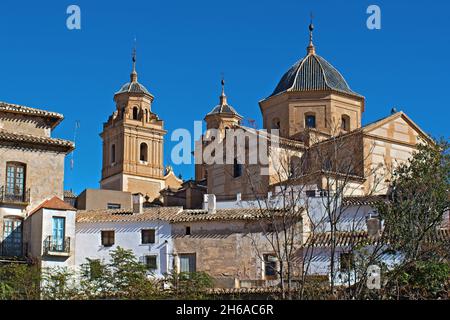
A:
[377,139,449,260]
[41,267,78,300]
[166,271,214,299]
[0,263,40,300]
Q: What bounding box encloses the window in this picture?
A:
[140,143,148,162]
[141,229,156,244]
[145,255,158,270]
[185,226,191,236]
[233,158,242,178]
[132,107,139,120]
[111,144,116,164]
[2,218,23,256]
[145,109,149,123]
[52,217,65,251]
[305,190,316,198]
[305,114,316,128]
[271,118,280,129]
[340,252,354,272]
[323,158,332,171]
[263,254,277,279]
[107,203,121,209]
[101,230,115,247]
[290,156,301,178]
[179,254,196,273]
[5,162,26,200]
[341,115,350,131]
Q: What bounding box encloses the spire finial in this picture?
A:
[307,13,316,55]
[131,37,138,82]
[219,74,227,106]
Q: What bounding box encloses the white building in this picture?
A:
[75,202,182,278]
[26,196,77,269]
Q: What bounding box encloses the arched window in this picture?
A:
[233,158,243,178]
[341,115,350,131]
[132,107,139,120]
[5,162,26,201]
[140,143,148,162]
[111,144,116,164]
[305,114,316,129]
[272,118,281,130]
[290,156,301,178]
[145,109,149,123]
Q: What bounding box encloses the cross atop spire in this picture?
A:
[219,76,227,106]
[131,38,138,83]
[307,13,316,55]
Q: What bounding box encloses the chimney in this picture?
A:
[203,194,216,214]
[132,193,144,214]
[367,214,381,237]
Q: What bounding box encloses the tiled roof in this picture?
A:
[29,196,76,216]
[0,130,74,152]
[76,207,300,223]
[207,103,241,117]
[0,101,63,127]
[63,190,77,198]
[115,81,152,96]
[307,229,450,247]
[269,54,363,99]
[342,195,389,206]
[172,208,301,222]
[76,207,184,223]
[237,125,305,150]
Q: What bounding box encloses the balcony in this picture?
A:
[0,242,28,261]
[0,186,30,205]
[43,236,71,257]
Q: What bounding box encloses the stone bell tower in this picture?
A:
[100,48,167,201]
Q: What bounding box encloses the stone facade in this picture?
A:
[100,55,181,201]
[0,101,73,262]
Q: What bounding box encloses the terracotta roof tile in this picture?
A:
[76,207,302,223]
[0,101,63,127]
[29,196,76,216]
[76,207,184,223]
[0,130,74,152]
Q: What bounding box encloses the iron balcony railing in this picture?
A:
[43,236,71,255]
[0,186,30,204]
[0,242,28,259]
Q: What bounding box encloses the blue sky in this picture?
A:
[0,0,449,194]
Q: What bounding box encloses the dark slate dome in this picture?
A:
[270,53,361,98]
[115,79,152,96]
[206,80,242,118]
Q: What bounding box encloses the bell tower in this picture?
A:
[100,48,167,201]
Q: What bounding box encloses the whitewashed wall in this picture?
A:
[75,220,173,278]
[40,208,77,269]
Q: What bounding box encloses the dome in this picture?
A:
[114,49,153,98]
[206,79,242,118]
[207,103,240,116]
[269,53,361,98]
[115,80,152,96]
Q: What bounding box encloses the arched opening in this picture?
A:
[271,118,281,130]
[140,143,148,162]
[233,158,243,178]
[305,114,316,129]
[111,144,116,164]
[5,162,26,201]
[132,107,139,120]
[290,156,301,178]
[341,115,350,131]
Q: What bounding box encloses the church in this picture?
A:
[93,22,431,210]
[99,49,182,202]
[195,22,431,204]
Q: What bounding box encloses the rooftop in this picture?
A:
[0,101,64,128]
